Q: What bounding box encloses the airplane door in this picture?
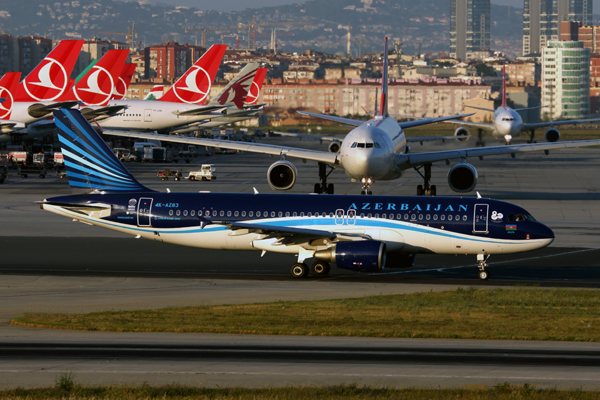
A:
[144,109,152,122]
[347,209,356,226]
[473,203,489,233]
[137,197,153,226]
[335,209,344,225]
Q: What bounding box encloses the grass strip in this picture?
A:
[11,288,600,341]
[3,383,600,399]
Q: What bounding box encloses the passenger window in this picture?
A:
[360,213,365,218]
[463,215,467,221]
[440,215,445,221]
[389,214,393,219]
[329,212,334,218]
[367,213,372,218]
[278,212,282,217]
[308,212,312,217]
[286,212,290,217]
[241,211,246,217]
[397,214,401,219]
[418,214,423,220]
[249,211,253,217]
[300,212,305,217]
[169,210,173,216]
[271,211,276,217]
[426,214,430,220]
[357,143,365,148]
[382,213,386,219]
[212,210,217,217]
[191,210,195,216]
[220,211,224,217]
[293,212,297,217]
[183,210,188,216]
[374,213,379,218]
[404,214,409,220]
[256,211,261,217]
[176,210,181,216]
[366,143,374,148]
[411,214,416,220]
[205,210,210,217]
[433,214,438,220]
[351,142,357,148]
[234,211,239,217]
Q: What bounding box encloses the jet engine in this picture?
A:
[454,127,470,142]
[328,141,341,153]
[447,163,478,192]
[545,128,560,142]
[267,160,297,191]
[314,241,386,272]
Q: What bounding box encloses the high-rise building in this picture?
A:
[541,41,590,119]
[523,0,592,55]
[450,0,490,61]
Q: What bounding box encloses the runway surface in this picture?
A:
[1,138,600,389]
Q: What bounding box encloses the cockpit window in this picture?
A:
[357,143,365,148]
[366,143,374,148]
[351,142,357,148]
[374,142,381,148]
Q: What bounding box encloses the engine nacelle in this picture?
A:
[454,127,470,142]
[267,160,297,191]
[328,141,341,153]
[447,163,478,193]
[545,128,560,142]
[314,241,386,272]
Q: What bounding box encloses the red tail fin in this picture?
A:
[112,63,137,100]
[15,40,84,102]
[244,68,267,106]
[0,72,21,120]
[59,49,129,106]
[502,64,506,109]
[161,44,227,104]
[379,37,389,117]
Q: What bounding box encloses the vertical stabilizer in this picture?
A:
[15,40,84,102]
[53,108,152,193]
[209,63,259,109]
[112,63,137,100]
[502,64,506,109]
[244,68,268,106]
[160,44,227,104]
[379,37,389,117]
[0,72,21,120]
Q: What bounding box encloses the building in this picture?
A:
[523,0,593,55]
[145,42,188,80]
[18,36,52,77]
[505,61,540,86]
[450,0,490,61]
[560,21,600,54]
[541,41,590,119]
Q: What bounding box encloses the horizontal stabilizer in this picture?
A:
[27,101,79,118]
[173,105,228,116]
[398,113,475,129]
[296,111,363,127]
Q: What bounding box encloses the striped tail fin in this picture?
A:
[53,109,152,193]
[379,37,389,117]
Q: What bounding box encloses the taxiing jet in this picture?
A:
[103,38,600,196]
[42,108,556,281]
[448,65,600,145]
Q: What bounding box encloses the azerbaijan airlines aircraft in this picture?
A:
[42,108,556,280]
[105,38,600,197]
[448,65,600,145]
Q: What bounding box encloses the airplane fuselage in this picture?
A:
[339,115,406,181]
[42,192,554,259]
[492,107,524,139]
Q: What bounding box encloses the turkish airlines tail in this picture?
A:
[112,63,137,100]
[14,40,84,102]
[0,72,22,120]
[379,37,389,117]
[209,63,259,109]
[160,44,227,104]
[501,64,506,109]
[59,49,129,106]
[244,68,268,106]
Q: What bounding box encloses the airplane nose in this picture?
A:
[530,223,555,241]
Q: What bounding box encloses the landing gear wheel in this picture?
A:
[316,162,335,194]
[478,270,489,280]
[175,177,180,181]
[414,163,434,196]
[290,263,309,278]
[417,185,423,196]
[361,190,365,195]
[311,261,330,276]
[314,183,321,194]
[326,183,334,194]
[430,185,436,196]
[367,190,372,195]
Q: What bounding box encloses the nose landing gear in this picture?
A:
[360,177,373,195]
[414,163,436,196]
[477,253,490,280]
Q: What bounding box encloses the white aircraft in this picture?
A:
[97,46,258,133]
[104,38,600,196]
[448,65,600,145]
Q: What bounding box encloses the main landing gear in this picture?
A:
[414,163,436,196]
[314,162,334,194]
[361,177,373,195]
[477,253,490,280]
[476,128,485,147]
[290,261,331,278]
[526,129,537,144]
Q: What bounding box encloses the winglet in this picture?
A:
[379,37,389,117]
[476,191,482,199]
[253,187,259,195]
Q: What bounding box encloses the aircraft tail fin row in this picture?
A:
[0,72,21,120]
[244,68,268,106]
[53,109,151,193]
[112,63,137,100]
[210,62,259,109]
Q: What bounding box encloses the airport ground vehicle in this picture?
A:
[113,148,137,162]
[143,147,171,163]
[158,168,182,181]
[187,164,216,181]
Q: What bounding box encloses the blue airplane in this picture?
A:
[41,109,555,280]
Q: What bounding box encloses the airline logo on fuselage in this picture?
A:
[0,86,14,119]
[348,202,469,212]
[23,58,69,101]
[172,66,211,104]
[74,66,115,106]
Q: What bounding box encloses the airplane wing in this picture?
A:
[225,221,372,244]
[172,105,229,116]
[462,105,496,112]
[522,118,600,130]
[396,139,600,169]
[273,130,468,144]
[397,113,474,129]
[406,135,471,144]
[438,119,494,130]
[296,111,364,127]
[272,131,340,142]
[101,130,340,165]
[0,121,18,133]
